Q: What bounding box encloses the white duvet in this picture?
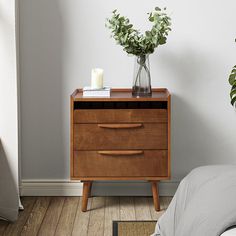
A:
[152,165,236,236]
[221,227,236,236]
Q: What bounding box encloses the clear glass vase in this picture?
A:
[132,54,152,97]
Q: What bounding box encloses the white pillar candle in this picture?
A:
[91,68,104,89]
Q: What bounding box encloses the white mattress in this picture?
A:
[221,228,236,236]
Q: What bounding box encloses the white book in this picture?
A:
[83,87,111,97]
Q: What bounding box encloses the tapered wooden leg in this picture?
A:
[82,181,92,212]
[88,181,93,197]
[151,181,160,211]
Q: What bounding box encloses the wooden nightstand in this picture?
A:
[70,88,171,212]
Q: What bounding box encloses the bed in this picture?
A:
[221,227,236,236]
[152,165,236,236]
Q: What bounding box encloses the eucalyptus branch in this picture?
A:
[106,7,171,56]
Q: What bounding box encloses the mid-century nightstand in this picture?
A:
[70,88,171,212]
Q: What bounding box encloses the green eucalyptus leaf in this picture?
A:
[230,89,236,98]
[229,73,236,85]
[231,95,236,106]
[145,31,151,37]
[149,17,154,22]
[159,37,166,45]
[155,7,161,11]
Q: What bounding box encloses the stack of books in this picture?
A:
[83,87,111,97]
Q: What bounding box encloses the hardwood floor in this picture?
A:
[0,196,172,236]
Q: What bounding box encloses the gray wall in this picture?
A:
[20,0,236,183]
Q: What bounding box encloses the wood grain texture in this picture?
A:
[104,197,120,236]
[72,198,92,236]
[97,150,144,156]
[70,94,75,179]
[120,197,136,221]
[148,197,167,220]
[134,197,152,220]
[71,88,171,212]
[55,197,79,236]
[74,109,167,124]
[74,150,168,178]
[88,182,93,198]
[37,197,65,236]
[74,123,167,150]
[163,197,173,208]
[87,197,106,236]
[4,197,36,236]
[98,123,143,129]
[152,182,160,211]
[0,197,171,235]
[167,94,171,178]
[0,221,8,235]
[81,182,92,212]
[72,88,169,101]
[20,197,50,236]
[72,176,169,181]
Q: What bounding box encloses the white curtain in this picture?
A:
[0,0,19,221]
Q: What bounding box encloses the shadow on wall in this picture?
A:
[20,0,68,179]
[171,94,233,179]
[152,46,233,179]
[153,46,233,178]
[0,140,18,221]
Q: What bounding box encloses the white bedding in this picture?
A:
[221,227,236,236]
[152,165,236,236]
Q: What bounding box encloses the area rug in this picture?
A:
[113,221,156,236]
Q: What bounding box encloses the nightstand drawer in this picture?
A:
[73,150,168,177]
[74,109,167,123]
[74,123,167,150]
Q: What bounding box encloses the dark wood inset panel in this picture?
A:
[74,101,167,110]
[74,123,167,150]
[73,150,168,177]
[74,109,167,124]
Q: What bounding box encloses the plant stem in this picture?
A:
[144,64,151,81]
[134,60,143,88]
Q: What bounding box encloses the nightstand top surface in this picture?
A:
[71,88,170,101]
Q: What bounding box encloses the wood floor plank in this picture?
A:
[134,197,152,220]
[3,197,36,236]
[1,196,172,236]
[72,197,91,236]
[104,197,120,236]
[87,197,105,236]
[0,220,9,235]
[164,196,172,208]
[20,197,51,236]
[148,197,166,220]
[37,197,65,236]
[55,197,79,236]
[120,197,136,221]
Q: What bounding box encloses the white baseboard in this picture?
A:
[20,180,179,197]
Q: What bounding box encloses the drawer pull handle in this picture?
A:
[98,150,144,156]
[98,124,143,129]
